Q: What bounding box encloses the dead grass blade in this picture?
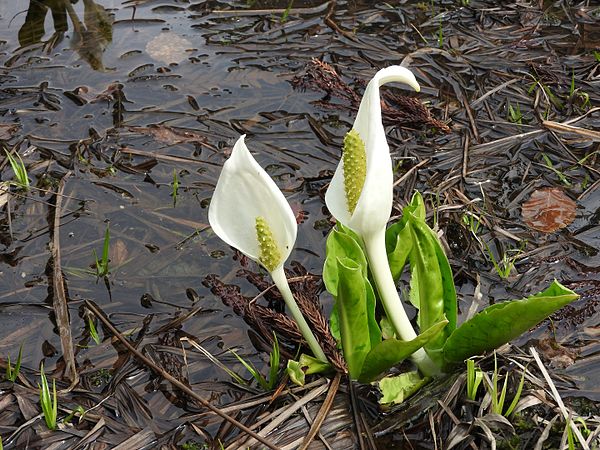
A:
[51,171,78,388]
[298,372,342,450]
[530,347,590,450]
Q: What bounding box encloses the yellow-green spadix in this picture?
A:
[209,135,328,363]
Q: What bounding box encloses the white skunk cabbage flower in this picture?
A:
[325,66,438,375]
[209,135,296,272]
[209,135,327,362]
[325,66,420,237]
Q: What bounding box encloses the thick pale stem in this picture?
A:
[363,230,439,376]
[271,266,329,363]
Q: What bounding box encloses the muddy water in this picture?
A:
[0,0,599,436]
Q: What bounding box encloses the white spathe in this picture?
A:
[208,135,297,271]
[325,66,420,238]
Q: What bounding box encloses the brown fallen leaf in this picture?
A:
[521,187,576,232]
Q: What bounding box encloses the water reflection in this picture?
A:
[17,0,113,71]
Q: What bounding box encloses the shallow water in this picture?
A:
[0,0,599,447]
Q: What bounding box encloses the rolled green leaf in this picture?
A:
[323,225,367,297]
[336,256,381,379]
[408,215,455,362]
[358,320,448,383]
[443,280,579,364]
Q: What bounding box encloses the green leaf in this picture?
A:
[287,359,305,386]
[408,215,456,361]
[336,257,380,379]
[358,319,448,383]
[324,225,367,297]
[299,353,332,375]
[286,354,332,387]
[385,192,425,282]
[443,281,579,364]
[378,371,429,405]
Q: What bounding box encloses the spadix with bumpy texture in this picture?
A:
[256,216,282,272]
[343,130,366,214]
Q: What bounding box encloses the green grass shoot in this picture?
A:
[462,211,482,236]
[508,101,523,125]
[485,353,526,417]
[437,19,443,47]
[5,343,23,382]
[63,405,86,424]
[171,169,179,207]
[4,150,29,190]
[88,317,101,345]
[39,363,58,430]
[0,434,3,450]
[93,225,111,277]
[484,243,523,280]
[280,0,293,23]
[230,334,280,390]
[541,153,571,186]
[466,359,483,401]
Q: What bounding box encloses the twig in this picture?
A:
[393,158,432,187]
[298,372,342,450]
[52,171,78,389]
[84,300,281,450]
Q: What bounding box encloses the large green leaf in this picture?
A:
[336,257,381,379]
[358,319,448,383]
[443,281,579,364]
[324,225,367,297]
[385,192,425,282]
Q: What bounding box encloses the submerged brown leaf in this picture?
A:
[0,124,19,141]
[521,187,577,233]
[128,125,207,145]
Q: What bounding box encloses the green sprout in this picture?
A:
[437,19,443,47]
[508,101,523,125]
[93,225,111,277]
[39,363,58,430]
[280,0,293,23]
[230,334,281,390]
[466,359,483,401]
[5,343,23,382]
[63,405,86,424]
[4,150,29,190]
[462,210,483,236]
[484,353,526,417]
[88,317,101,345]
[541,152,571,186]
[485,242,524,280]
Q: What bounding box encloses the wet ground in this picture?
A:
[0,0,599,448]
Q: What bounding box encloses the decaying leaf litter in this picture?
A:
[0,0,599,448]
